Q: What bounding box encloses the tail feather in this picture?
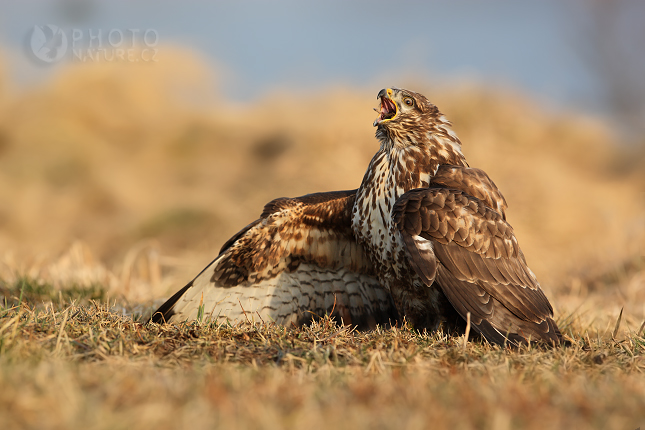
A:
[150,281,193,324]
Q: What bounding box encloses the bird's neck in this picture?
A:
[373,123,468,196]
[352,125,468,255]
[352,123,468,236]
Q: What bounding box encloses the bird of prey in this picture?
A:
[151,87,562,346]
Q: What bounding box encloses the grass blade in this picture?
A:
[463,312,471,351]
[611,307,623,340]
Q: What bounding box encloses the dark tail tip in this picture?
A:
[149,281,193,324]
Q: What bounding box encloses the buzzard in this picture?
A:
[151,88,562,346]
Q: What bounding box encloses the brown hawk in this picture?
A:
[151,88,562,346]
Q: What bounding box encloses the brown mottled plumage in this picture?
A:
[152,190,398,330]
[151,87,562,347]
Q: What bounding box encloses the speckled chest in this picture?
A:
[351,147,432,282]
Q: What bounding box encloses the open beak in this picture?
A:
[373,88,398,127]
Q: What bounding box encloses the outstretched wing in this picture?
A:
[394,166,561,345]
[151,190,398,329]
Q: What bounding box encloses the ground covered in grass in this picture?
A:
[1,280,644,430]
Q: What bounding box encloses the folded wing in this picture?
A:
[394,166,561,345]
[151,190,398,329]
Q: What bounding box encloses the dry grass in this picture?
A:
[1,278,644,430]
[1,49,645,429]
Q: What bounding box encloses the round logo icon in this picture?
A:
[30,25,68,63]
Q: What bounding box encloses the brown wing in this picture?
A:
[431,165,508,218]
[394,171,561,346]
[151,190,398,329]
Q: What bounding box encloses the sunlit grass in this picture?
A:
[0,294,644,430]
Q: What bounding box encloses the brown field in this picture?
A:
[1,50,644,429]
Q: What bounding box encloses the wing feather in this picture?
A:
[151,190,398,329]
[432,165,508,218]
[395,167,561,346]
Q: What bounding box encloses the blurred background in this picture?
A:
[0,0,643,327]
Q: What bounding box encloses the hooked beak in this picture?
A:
[373,88,397,127]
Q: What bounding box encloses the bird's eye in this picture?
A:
[404,97,413,106]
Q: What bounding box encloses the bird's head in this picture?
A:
[373,88,426,127]
[373,87,459,151]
